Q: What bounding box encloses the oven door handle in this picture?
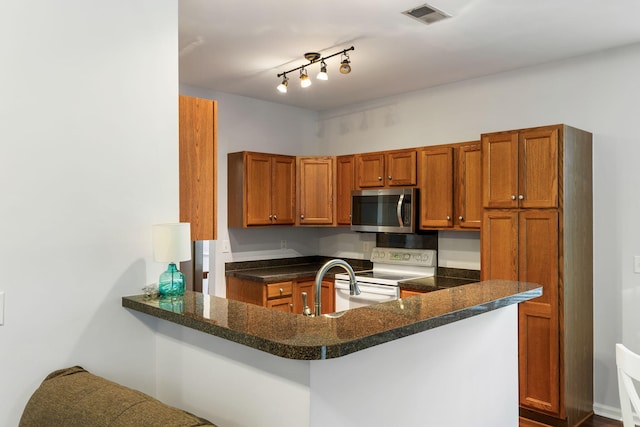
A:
[396,194,405,227]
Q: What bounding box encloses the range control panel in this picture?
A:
[370,247,436,267]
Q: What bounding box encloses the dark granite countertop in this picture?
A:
[399,275,479,292]
[123,280,541,360]
[224,256,373,283]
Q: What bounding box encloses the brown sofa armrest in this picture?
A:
[20,366,217,427]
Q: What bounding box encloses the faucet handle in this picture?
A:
[301,292,313,317]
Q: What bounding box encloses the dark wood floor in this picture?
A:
[581,414,622,427]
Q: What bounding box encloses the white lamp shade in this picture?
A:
[152,223,191,263]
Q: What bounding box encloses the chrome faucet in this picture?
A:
[312,259,360,316]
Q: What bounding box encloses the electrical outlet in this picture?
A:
[280,240,287,250]
[634,255,640,274]
[0,291,4,326]
[363,242,372,253]
[221,240,231,253]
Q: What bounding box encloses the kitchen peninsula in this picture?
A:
[123,280,541,426]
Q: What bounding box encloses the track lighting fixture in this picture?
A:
[300,68,311,88]
[276,46,354,93]
[339,52,351,74]
[277,74,289,93]
[317,60,328,81]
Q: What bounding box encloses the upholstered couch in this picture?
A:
[20,366,216,427]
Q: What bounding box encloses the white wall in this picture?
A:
[0,1,178,425]
[184,43,640,416]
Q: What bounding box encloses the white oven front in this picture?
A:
[334,280,400,311]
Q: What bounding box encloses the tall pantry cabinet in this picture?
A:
[481,124,593,427]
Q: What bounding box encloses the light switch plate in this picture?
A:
[634,256,640,274]
[0,291,4,326]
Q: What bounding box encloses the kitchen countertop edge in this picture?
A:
[123,281,541,360]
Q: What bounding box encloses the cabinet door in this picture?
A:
[179,95,217,240]
[386,150,417,186]
[518,210,560,415]
[455,142,482,229]
[480,210,518,281]
[356,153,385,188]
[336,155,355,225]
[266,297,294,312]
[419,147,453,229]
[482,132,519,208]
[518,127,559,209]
[298,157,334,225]
[271,155,296,225]
[293,279,335,314]
[245,153,273,226]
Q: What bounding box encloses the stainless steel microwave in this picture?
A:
[350,188,417,233]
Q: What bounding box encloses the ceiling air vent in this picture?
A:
[402,3,451,25]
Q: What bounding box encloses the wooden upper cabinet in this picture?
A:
[482,125,559,209]
[245,153,273,226]
[518,128,559,209]
[271,155,296,225]
[418,141,481,231]
[356,152,385,187]
[227,151,295,227]
[356,149,417,188]
[179,95,217,241]
[386,149,417,186]
[297,156,335,225]
[482,131,519,208]
[336,155,356,226]
[455,142,482,229]
[419,146,453,228]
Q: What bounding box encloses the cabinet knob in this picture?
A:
[279,288,284,295]
[459,216,464,221]
[300,214,305,219]
[273,215,278,220]
[511,195,516,200]
[388,175,392,180]
[289,303,294,308]
[518,195,524,200]
[269,214,273,220]
[378,176,383,181]
[446,215,451,220]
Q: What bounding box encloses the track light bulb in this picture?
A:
[339,53,351,74]
[277,75,289,93]
[317,61,328,80]
[300,68,312,88]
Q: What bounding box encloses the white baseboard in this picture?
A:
[593,402,640,424]
[593,402,622,420]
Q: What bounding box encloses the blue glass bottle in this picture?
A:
[158,263,185,297]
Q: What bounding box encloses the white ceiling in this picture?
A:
[179,0,640,112]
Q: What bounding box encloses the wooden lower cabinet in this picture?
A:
[293,279,335,314]
[483,209,563,418]
[226,276,334,315]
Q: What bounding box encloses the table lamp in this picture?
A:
[152,223,191,297]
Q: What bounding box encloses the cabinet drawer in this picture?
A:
[266,282,293,299]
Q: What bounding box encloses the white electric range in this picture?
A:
[334,247,436,311]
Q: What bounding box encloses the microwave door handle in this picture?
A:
[396,194,405,227]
